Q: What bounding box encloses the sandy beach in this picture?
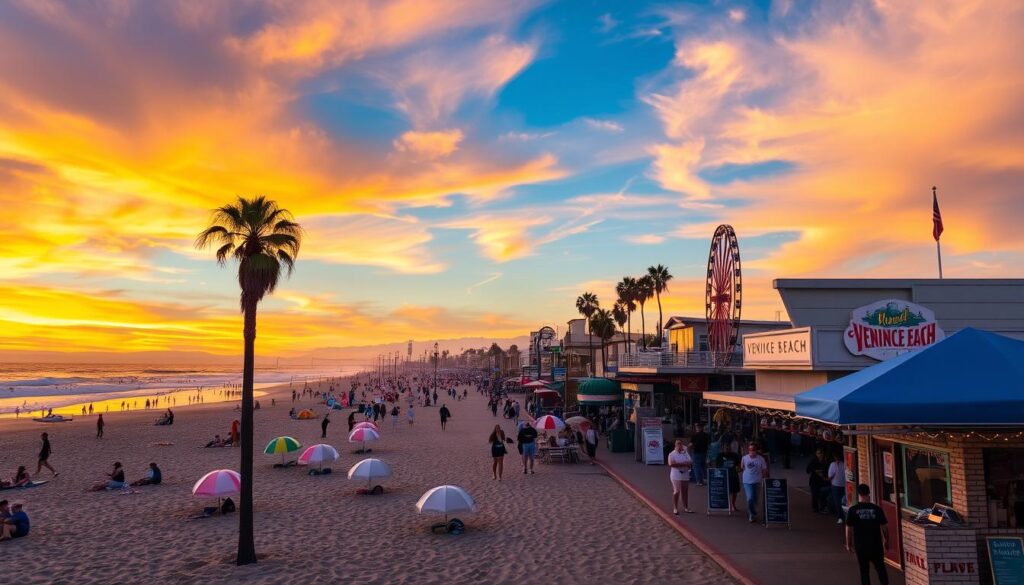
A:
[0,379,733,585]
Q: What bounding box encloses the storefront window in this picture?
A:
[983,449,1024,528]
[900,445,951,511]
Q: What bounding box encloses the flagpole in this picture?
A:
[936,239,943,279]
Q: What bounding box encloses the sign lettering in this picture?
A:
[844,300,945,360]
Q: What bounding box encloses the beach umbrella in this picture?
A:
[353,421,379,432]
[263,436,303,466]
[192,469,240,498]
[297,409,317,420]
[348,458,392,493]
[348,427,380,454]
[523,380,549,389]
[533,414,565,432]
[565,416,591,427]
[416,485,477,523]
[298,443,339,473]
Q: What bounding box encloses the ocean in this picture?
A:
[0,363,365,416]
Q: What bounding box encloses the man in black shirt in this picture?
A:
[517,423,539,475]
[845,484,889,585]
[690,424,710,486]
[806,448,829,513]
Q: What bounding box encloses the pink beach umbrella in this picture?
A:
[192,469,240,498]
[533,414,565,432]
[298,443,340,473]
[348,427,380,454]
[353,421,379,433]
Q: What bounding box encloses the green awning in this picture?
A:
[577,378,622,405]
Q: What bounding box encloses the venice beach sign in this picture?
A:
[844,299,945,361]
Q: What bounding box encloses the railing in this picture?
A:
[618,350,743,369]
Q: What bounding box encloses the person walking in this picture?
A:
[740,442,769,523]
[845,484,890,585]
[96,413,105,439]
[439,404,451,431]
[407,404,415,425]
[690,423,710,486]
[806,448,829,513]
[828,451,848,524]
[583,425,599,465]
[714,440,742,512]
[390,405,399,431]
[668,439,694,514]
[321,413,330,439]
[517,421,538,474]
[36,432,57,477]
[488,424,509,480]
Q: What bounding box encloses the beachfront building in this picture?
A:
[704,278,1024,583]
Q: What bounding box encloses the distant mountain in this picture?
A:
[0,335,530,366]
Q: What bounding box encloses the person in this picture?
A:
[96,413,105,439]
[91,461,126,491]
[714,441,741,512]
[828,451,847,524]
[131,463,162,486]
[0,502,29,541]
[390,405,399,431]
[205,434,226,448]
[439,404,451,431]
[0,500,9,521]
[35,432,57,477]
[347,411,356,432]
[488,424,509,480]
[407,404,415,425]
[740,442,769,523]
[583,425,599,465]
[690,424,710,486]
[230,420,240,447]
[845,484,890,585]
[668,439,694,514]
[806,448,830,514]
[321,413,330,439]
[517,421,538,474]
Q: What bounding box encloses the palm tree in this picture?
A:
[647,264,673,343]
[612,303,628,335]
[636,275,655,350]
[488,342,504,371]
[575,292,599,375]
[195,195,301,566]
[589,308,617,374]
[616,276,638,353]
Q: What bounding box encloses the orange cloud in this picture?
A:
[393,129,464,159]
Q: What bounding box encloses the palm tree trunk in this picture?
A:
[656,291,663,345]
[626,313,632,354]
[237,300,258,566]
[639,303,647,350]
[588,318,594,376]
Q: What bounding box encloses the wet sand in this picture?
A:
[0,379,734,584]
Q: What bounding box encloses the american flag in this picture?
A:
[932,187,944,241]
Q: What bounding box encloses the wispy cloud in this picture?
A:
[467,272,503,294]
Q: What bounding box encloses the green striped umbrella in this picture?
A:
[264,436,303,465]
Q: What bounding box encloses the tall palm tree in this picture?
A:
[575,292,599,375]
[636,275,655,350]
[588,308,616,374]
[195,195,301,566]
[612,303,628,335]
[647,264,673,343]
[616,276,638,353]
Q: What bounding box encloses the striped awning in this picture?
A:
[577,378,622,405]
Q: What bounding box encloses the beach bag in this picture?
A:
[221,498,236,514]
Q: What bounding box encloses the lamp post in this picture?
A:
[432,342,439,399]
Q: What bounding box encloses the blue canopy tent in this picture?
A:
[795,328,1024,426]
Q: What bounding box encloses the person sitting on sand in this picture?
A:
[12,466,30,488]
[289,408,297,419]
[204,434,226,448]
[91,462,126,491]
[0,502,29,541]
[131,462,162,487]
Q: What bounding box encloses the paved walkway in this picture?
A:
[597,443,905,585]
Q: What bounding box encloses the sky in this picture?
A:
[0,0,1022,358]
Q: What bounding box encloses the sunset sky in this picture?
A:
[1,0,1021,357]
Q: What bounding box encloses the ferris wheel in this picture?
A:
[705,225,742,366]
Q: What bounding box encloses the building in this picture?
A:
[705,278,1024,583]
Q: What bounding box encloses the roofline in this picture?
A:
[774,278,1024,290]
[664,316,788,326]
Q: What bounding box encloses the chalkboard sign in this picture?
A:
[763,478,790,527]
[987,536,1024,585]
[707,468,730,513]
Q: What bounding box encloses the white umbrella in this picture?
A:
[416,485,477,523]
[298,443,339,473]
[349,427,380,454]
[348,458,392,493]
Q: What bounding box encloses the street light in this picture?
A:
[433,342,439,398]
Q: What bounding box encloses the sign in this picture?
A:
[743,328,812,367]
[987,537,1024,585]
[707,467,730,512]
[844,446,858,507]
[552,367,566,382]
[763,478,790,526]
[844,299,945,360]
[642,427,664,465]
[883,451,893,480]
